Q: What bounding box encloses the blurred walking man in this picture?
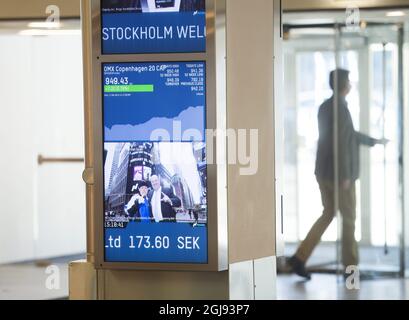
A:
[289,69,388,280]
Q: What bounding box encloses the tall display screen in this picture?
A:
[101,0,206,54]
[103,61,208,263]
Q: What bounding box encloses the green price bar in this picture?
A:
[104,84,154,93]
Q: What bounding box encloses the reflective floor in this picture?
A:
[278,243,409,300]
[1,252,407,300]
[277,274,409,300]
[0,255,84,300]
[283,243,405,274]
[0,264,68,300]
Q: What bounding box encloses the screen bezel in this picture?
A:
[89,0,226,271]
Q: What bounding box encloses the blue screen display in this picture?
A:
[103,61,208,264]
[101,0,206,54]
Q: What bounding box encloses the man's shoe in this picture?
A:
[288,256,311,280]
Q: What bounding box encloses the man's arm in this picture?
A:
[165,189,181,208]
[355,131,389,147]
[125,194,139,216]
[355,132,377,147]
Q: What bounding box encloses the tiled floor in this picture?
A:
[277,274,409,300]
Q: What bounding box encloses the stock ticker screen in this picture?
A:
[102,61,208,263]
[101,0,206,54]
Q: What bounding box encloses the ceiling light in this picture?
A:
[27,22,62,29]
[386,11,406,17]
[19,29,81,36]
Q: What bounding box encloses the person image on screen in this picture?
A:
[149,175,181,222]
[125,181,153,223]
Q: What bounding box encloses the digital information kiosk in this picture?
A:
[76,0,281,300]
[86,0,228,271]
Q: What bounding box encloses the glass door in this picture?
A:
[282,23,405,279]
[283,31,344,272]
[338,25,403,278]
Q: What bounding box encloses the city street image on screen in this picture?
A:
[102,61,208,264]
[104,142,207,224]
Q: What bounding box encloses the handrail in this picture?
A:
[37,155,84,165]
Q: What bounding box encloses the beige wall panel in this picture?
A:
[100,270,229,300]
[69,260,97,300]
[226,0,276,264]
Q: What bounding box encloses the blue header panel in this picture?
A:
[101,0,206,54]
